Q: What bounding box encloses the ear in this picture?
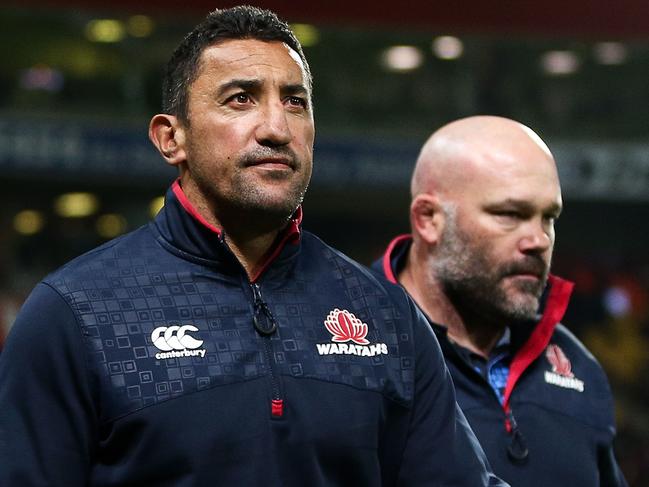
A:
[148,114,187,168]
[410,193,445,246]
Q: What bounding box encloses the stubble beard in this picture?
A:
[194,147,312,230]
[431,208,549,326]
[229,164,309,221]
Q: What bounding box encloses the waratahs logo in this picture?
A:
[151,325,207,360]
[546,344,573,377]
[316,309,388,357]
[543,344,584,392]
[324,308,370,345]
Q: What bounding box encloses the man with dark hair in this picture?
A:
[0,7,506,486]
[374,115,628,486]
[161,5,312,122]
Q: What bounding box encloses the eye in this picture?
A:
[226,92,252,105]
[542,213,559,227]
[495,210,523,220]
[491,210,530,229]
[285,95,308,109]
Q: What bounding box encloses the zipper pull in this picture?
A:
[271,399,284,417]
[251,283,278,336]
[505,410,529,463]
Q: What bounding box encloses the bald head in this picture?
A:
[411,116,557,199]
[405,115,563,337]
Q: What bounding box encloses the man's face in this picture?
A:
[432,157,562,324]
[178,39,314,223]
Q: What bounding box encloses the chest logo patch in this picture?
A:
[151,325,207,360]
[316,308,388,357]
[544,344,584,392]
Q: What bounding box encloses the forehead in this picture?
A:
[460,147,562,209]
[195,38,308,86]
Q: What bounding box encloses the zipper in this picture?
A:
[251,283,278,335]
[250,282,283,418]
[445,339,529,462]
[211,229,289,418]
[504,407,528,463]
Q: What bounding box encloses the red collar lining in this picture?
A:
[502,275,574,412]
[382,234,411,284]
[250,207,302,283]
[172,180,222,236]
[381,233,575,416]
[172,179,302,282]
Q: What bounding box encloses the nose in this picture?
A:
[256,101,292,146]
[519,219,553,254]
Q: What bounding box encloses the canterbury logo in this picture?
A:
[317,308,388,357]
[151,325,206,359]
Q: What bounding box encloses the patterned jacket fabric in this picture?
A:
[0,184,507,487]
[373,234,629,487]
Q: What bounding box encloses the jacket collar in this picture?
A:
[152,180,302,282]
[377,234,575,411]
[379,233,411,285]
[377,234,574,351]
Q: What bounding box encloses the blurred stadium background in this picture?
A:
[1,1,648,484]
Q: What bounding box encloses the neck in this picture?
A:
[178,180,288,280]
[399,242,504,358]
[223,227,282,279]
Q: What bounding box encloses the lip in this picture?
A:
[509,271,543,280]
[508,272,542,281]
[247,157,294,170]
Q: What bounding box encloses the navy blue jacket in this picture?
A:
[0,184,507,487]
[374,235,628,487]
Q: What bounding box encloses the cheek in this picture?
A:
[195,121,245,156]
[300,135,315,171]
[292,118,315,147]
[210,119,243,141]
[474,236,509,268]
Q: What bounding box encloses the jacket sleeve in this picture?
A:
[598,442,629,487]
[593,344,629,487]
[396,300,508,487]
[0,283,97,486]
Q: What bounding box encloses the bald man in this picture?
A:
[373,116,628,487]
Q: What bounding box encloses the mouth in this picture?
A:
[502,260,549,292]
[507,273,542,283]
[504,257,547,279]
[246,157,295,171]
[504,268,548,298]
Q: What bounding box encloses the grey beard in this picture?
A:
[431,205,547,326]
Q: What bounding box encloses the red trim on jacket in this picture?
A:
[172,179,302,283]
[502,275,575,413]
[382,234,411,284]
[250,207,302,283]
[172,179,222,236]
[380,235,576,421]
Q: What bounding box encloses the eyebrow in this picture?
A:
[487,198,563,216]
[216,79,310,98]
[216,79,261,98]
[281,83,309,96]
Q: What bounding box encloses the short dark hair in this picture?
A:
[161,5,312,123]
